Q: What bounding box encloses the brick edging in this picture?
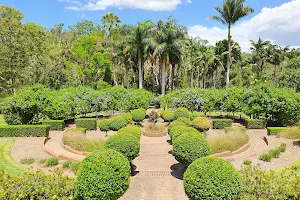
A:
[211,142,251,158]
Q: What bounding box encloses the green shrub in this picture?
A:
[174,108,190,120]
[67,127,87,134]
[75,118,97,130]
[41,120,65,130]
[20,158,35,165]
[171,126,199,142]
[168,121,187,132]
[160,110,175,122]
[267,127,288,136]
[184,157,241,200]
[169,125,188,139]
[225,126,246,134]
[259,153,272,162]
[104,133,140,161]
[118,125,142,139]
[280,128,300,139]
[173,132,210,166]
[62,129,104,152]
[245,119,266,129]
[0,170,75,199]
[76,150,130,200]
[212,119,232,129]
[176,117,191,125]
[0,125,49,137]
[243,159,252,165]
[120,113,133,124]
[70,162,80,174]
[109,117,127,131]
[97,81,112,90]
[131,108,146,122]
[269,148,281,158]
[44,157,59,166]
[192,117,210,132]
[98,119,112,132]
[62,161,73,168]
[189,111,204,120]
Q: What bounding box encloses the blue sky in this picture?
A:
[2,0,300,51]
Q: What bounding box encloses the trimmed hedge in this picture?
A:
[118,125,142,139]
[41,120,65,130]
[168,121,187,132]
[105,133,140,161]
[212,119,232,129]
[184,157,241,200]
[75,118,97,130]
[174,108,190,120]
[192,117,210,132]
[98,119,112,132]
[160,110,175,122]
[109,117,127,131]
[0,125,49,137]
[267,127,288,136]
[176,117,191,126]
[171,126,199,142]
[76,150,130,200]
[131,108,146,122]
[245,119,266,129]
[173,132,210,166]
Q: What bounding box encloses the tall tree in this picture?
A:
[210,0,254,87]
[101,12,121,39]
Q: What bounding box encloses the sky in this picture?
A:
[2,0,300,52]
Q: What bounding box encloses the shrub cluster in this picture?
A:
[176,117,191,126]
[192,117,210,132]
[2,85,153,124]
[259,143,286,162]
[184,157,241,200]
[118,125,142,139]
[0,125,49,137]
[109,116,127,131]
[189,111,204,120]
[131,108,146,122]
[173,132,210,166]
[245,119,266,129]
[44,157,59,166]
[170,126,199,142]
[76,150,130,200]
[75,118,97,130]
[174,108,190,119]
[160,110,175,122]
[41,120,65,130]
[212,119,232,129]
[168,121,187,132]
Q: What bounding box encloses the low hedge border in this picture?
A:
[212,119,233,129]
[41,120,65,130]
[0,125,49,137]
[245,119,266,129]
[267,127,289,136]
[75,118,97,130]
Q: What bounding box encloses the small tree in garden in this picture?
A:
[148,111,159,129]
[98,119,111,137]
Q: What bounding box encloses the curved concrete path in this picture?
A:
[120,134,188,200]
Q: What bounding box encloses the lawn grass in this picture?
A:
[0,139,27,177]
[0,114,7,126]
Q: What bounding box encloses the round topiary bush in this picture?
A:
[174,108,190,120]
[109,117,127,131]
[192,117,210,132]
[172,126,199,142]
[98,119,112,132]
[118,125,142,139]
[173,132,210,165]
[168,121,187,133]
[184,157,241,200]
[131,108,146,122]
[104,133,140,161]
[76,150,130,200]
[176,117,191,126]
[120,113,133,124]
[160,110,175,122]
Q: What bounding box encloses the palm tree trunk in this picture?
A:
[161,61,166,95]
[226,26,231,87]
[126,67,129,89]
[170,64,175,91]
[138,59,143,89]
[112,63,118,86]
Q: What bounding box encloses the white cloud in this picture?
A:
[60,0,191,11]
[189,0,300,52]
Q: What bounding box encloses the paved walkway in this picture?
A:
[120,135,188,200]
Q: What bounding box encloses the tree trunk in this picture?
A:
[161,62,166,95]
[138,59,143,89]
[190,70,193,88]
[170,63,175,91]
[125,67,129,89]
[112,63,117,86]
[226,26,231,87]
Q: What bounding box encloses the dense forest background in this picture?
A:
[1,5,300,95]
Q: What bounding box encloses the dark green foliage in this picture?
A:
[104,133,140,161]
[174,108,190,119]
[76,150,130,200]
[245,119,266,129]
[75,118,97,130]
[131,108,146,122]
[176,117,191,126]
[0,170,75,199]
[103,65,112,84]
[184,157,241,200]
[192,117,210,132]
[98,119,112,132]
[0,125,49,137]
[160,110,175,122]
[212,119,232,129]
[118,125,142,139]
[41,120,64,130]
[267,127,288,135]
[173,132,210,166]
[109,117,127,131]
[44,157,59,166]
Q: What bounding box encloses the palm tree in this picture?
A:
[250,38,270,74]
[210,0,254,87]
[101,12,121,39]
